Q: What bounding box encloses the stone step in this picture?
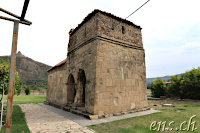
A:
[70,109,90,119]
[63,106,70,111]
[66,104,73,107]
[76,107,87,113]
[82,113,90,119]
[70,109,83,115]
[45,102,92,119]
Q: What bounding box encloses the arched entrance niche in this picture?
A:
[74,69,86,106]
[67,74,76,104]
[79,69,86,104]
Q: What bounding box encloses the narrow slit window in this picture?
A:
[122,26,125,34]
[112,23,114,30]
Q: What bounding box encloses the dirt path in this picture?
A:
[19,104,95,133]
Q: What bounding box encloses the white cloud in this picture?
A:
[0,0,200,77]
[146,41,200,78]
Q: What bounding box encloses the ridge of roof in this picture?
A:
[69,9,141,35]
[47,59,66,72]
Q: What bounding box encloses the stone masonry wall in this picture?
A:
[66,41,97,114]
[68,14,98,52]
[94,40,148,116]
[47,65,67,105]
[96,13,143,48]
[92,12,147,116]
[46,10,147,117]
[67,14,99,114]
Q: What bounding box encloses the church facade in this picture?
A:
[45,9,148,118]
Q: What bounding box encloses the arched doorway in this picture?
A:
[78,69,86,104]
[74,69,86,106]
[67,74,76,104]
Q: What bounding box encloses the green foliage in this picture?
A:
[167,75,181,97]
[23,85,30,95]
[149,78,166,98]
[179,68,200,99]
[0,59,21,95]
[0,106,31,133]
[31,85,41,91]
[166,67,200,99]
[25,80,47,89]
[14,71,22,95]
[149,67,200,99]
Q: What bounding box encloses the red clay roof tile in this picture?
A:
[47,59,66,72]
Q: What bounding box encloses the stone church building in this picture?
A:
[45,9,148,118]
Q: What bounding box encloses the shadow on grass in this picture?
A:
[0,105,30,133]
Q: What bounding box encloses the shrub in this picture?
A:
[166,75,181,97]
[179,68,200,99]
[24,85,30,95]
[149,78,166,98]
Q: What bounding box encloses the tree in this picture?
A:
[167,75,182,97]
[179,68,200,99]
[148,67,200,99]
[0,58,22,95]
[149,78,166,98]
[24,85,30,95]
[32,85,41,91]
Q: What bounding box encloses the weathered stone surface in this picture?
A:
[46,9,148,118]
[47,62,67,105]
[113,113,121,116]
[162,104,172,107]
[89,115,99,120]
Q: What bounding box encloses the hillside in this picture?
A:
[0,51,52,87]
[146,74,182,85]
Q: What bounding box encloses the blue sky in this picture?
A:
[0,0,200,78]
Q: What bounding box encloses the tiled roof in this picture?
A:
[69,9,141,35]
[165,82,171,84]
[47,59,66,72]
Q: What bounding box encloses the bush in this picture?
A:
[31,85,42,91]
[179,68,200,99]
[148,67,200,99]
[149,78,166,98]
[166,75,181,97]
[24,85,30,95]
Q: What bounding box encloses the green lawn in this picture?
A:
[2,95,46,105]
[89,99,200,133]
[1,95,200,133]
[0,95,46,133]
[0,106,30,133]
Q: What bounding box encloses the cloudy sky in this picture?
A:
[0,0,200,78]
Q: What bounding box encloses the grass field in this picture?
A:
[89,99,200,133]
[0,95,46,133]
[1,94,200,133]
[2,95,46,105]
[0,106,30,133]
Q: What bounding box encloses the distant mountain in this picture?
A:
[146,74,182,85]
[0,51,52,87]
